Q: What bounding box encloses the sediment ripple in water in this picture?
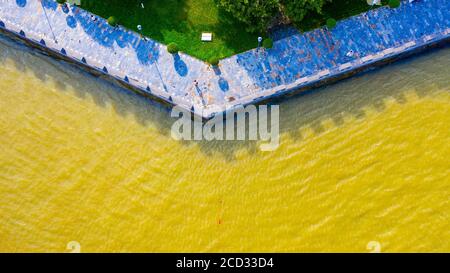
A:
[0,37,449,252]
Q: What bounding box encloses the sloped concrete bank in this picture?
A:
[1,0,449,119]
[0,28,176,112]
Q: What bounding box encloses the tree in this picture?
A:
[281,0,330,24]
[263,38,274,49]
[215,0,280,33]
[326,18,337,29]
[107,16,118,26]
[209,57,220,66]
[167,43,179,54]
[388,0,400,8]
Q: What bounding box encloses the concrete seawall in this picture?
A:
[1,0,449,119]
[0,28,177,112]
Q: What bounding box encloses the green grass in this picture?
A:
[80,0,260,61]
[79,0,388,61]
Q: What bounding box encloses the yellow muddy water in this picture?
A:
[0,38,449,253]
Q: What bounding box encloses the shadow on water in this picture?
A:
[196,45,450,159]
[0,35,449,161]
[0,35,171,131]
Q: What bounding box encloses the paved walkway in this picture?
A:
[0,0,449,118]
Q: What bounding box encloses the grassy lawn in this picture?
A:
[80,0,260,61]
[79,0,387,61]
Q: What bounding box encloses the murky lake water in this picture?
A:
[0,38,449,252]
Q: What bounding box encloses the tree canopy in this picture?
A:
[215,0,280,33]
[215,0,330,33]
[281,0,330,24]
